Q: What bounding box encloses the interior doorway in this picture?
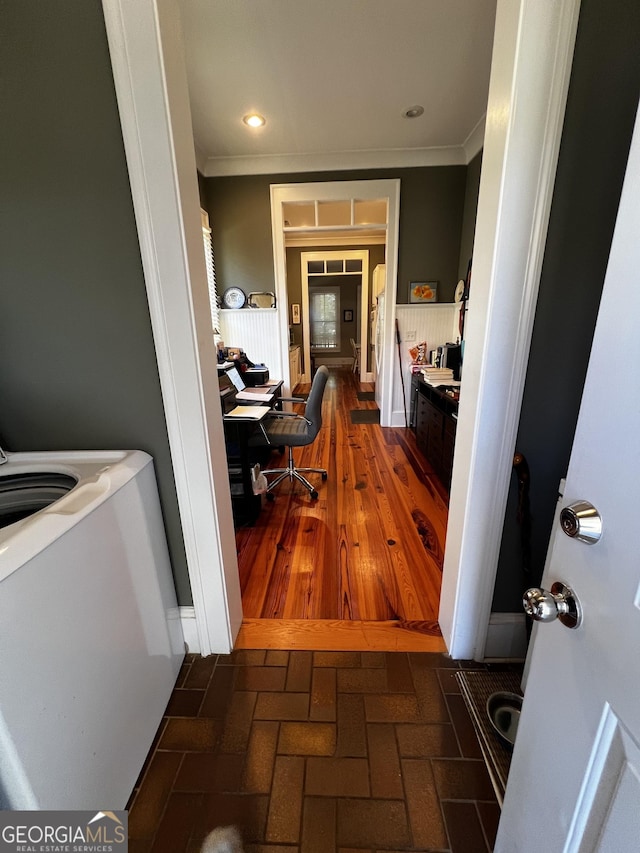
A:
[300,250,370,382]
[271,181,400,426]
[104,0,580,657]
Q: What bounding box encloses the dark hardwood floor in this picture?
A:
[235,368,449,651]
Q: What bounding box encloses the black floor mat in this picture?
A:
[356,391,376,401]
[350,409,380,424]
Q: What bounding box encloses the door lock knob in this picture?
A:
[560,500,602,544]
[523,581,582,629]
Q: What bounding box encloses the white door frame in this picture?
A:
[271,181,399,425]
[300,250,370,382]
[102,0,580,659]
[439,0,580,658]
[101,0,242,655]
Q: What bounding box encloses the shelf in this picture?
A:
[283,224,387,233]
[219,307,277,313]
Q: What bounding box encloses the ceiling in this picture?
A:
[178,0,497,177]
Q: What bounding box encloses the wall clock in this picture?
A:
[221,286,246,309]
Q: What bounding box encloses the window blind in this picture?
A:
[310,287,340,349]
[201,209,220,335]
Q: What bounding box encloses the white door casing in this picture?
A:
[439,0,580,659]
[103,0,578,657]
[102,0,242,655]
[497,100,640,851]
[300,250,370,383]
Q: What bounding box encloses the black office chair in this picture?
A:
[249,365,329,499]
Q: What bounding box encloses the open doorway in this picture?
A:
[104,0,580,658]
[270,181,399,421]
[299,251,371,382]
[228,178,454,650]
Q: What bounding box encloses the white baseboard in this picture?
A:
[391,410,409,427]
[314,357,352,366]
[484,612,528,660]
[180,606,200,654]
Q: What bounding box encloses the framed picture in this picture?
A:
[409,281,438,303]
[291,303,301,324]
[343,309,354,322]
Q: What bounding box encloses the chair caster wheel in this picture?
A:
[266,493,275,502]
[310,490,318,500]
[321,472,328,480]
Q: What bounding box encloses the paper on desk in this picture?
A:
[423,379,462,387]
[226,405,272,419]
[236,389,274,402]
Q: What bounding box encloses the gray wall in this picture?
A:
[0,1,191,605]
[203,166,466,305]
[492,0,640,612]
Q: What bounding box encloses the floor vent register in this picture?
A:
[456,669,523,806]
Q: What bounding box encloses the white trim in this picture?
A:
[439,0,581,660]
[203,146,468,177]
[286,234,386,248]
[463,114,486,163]
[312,357,353,367]
[301,250,370,385]
[102,0,242,656]
[484,613,528,660]
[179,606,200,654]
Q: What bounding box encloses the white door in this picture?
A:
[496,101,640,851]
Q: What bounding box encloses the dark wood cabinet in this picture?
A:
[414,376,458,491]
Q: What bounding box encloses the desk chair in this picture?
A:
[249,365,329,499]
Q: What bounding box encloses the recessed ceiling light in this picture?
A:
[403,105,424,119]
[243,113,266,128]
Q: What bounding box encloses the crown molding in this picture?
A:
[201,144,469,177]
[463,114,486,163]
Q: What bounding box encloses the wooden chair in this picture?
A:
[350,338,361,374]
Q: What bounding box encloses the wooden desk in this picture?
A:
[221,380,283,525]
[412,374,459,493]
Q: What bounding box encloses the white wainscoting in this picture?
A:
[219,309,287,389]
[393,304,461,426]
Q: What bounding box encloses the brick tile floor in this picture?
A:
[128,651,503,853]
